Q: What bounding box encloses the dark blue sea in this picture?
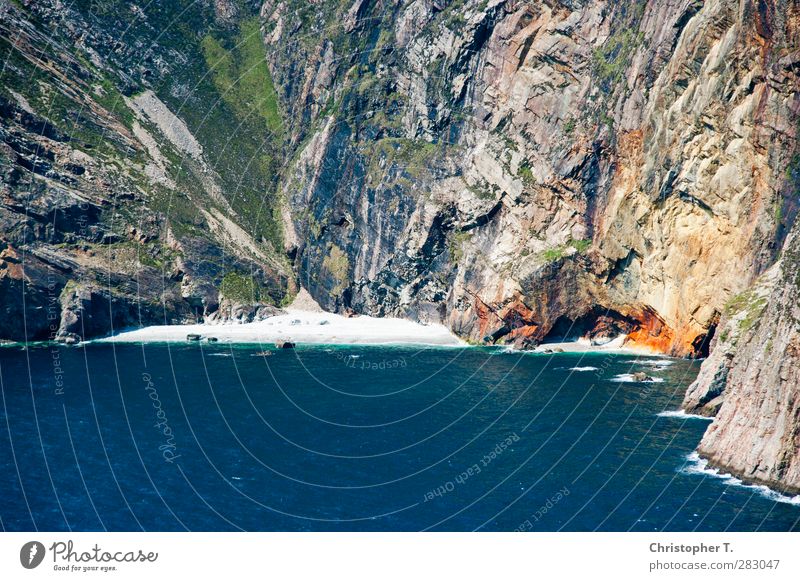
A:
[1,343,798,531]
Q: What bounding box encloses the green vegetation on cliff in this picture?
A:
[323,246,350,297]
[592,29,643,88]
[220,272,273,304]
[538,239,592,264]
[724,289,769,334]
[201,18,283,135]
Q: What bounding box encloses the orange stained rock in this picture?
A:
[623,305,709,358]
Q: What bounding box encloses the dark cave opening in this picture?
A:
[691,322,717,359]
[542,307,636,345]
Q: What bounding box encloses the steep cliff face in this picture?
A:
[684,223,800,494]
[600,0,798,354]
[682,260,780,417]
[265,0,799,493]
[2,0,794,349]
[0,0,291,341]
[273,0,798,355]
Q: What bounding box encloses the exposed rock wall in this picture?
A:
[0,0,290,341]
[682,262,780,417]
[272,0,797,355]
[686,224,800,493]
[3,0,794,350]
[669,1,800,494]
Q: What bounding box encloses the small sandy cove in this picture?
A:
[98,310,464,347]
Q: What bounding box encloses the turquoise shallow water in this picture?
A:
[1,343,798,531]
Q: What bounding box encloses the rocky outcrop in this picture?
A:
[685,224,800,494]
[667,1,800,494]
[682,262,780,416]
[0,0,290,341]
[0,245,65,341]
[205,300,284,325]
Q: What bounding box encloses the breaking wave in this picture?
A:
[609,373,664,383]
[682,452,800,505]
[657,410,713,420]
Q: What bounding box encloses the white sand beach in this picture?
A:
[95,291,668,352]
[530,335,661,355]
[97,310,464,347]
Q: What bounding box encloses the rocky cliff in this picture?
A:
[683,221,800,494]
[274,0,797,356]
[1,1,799,489]
[0,0,291,342]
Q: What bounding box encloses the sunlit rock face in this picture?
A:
[687,224,800,494]
[275,0,797,357]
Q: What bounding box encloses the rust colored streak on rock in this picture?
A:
[500,298,542,344]
[506,324,540,342]
[499,298,537,328]
[624,305,711,357]
[474,296,499,341]
[0,245,25,280]
[624,306,676,354]
[755,0,775,43]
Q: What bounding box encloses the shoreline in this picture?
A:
[683,452,800,504]
[95,319,671,355]
[95,310,466,347]
[528,335,667,357]
[3,317,680,357]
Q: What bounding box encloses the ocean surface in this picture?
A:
[1,343,798,532]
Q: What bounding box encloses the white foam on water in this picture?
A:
[681,452,800,505]
[609,373,664,383]
[657,410,713,420]
[491,346,518,354]
[640,358,674,367]
[569,366,599,372]
[531,334,656,355]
